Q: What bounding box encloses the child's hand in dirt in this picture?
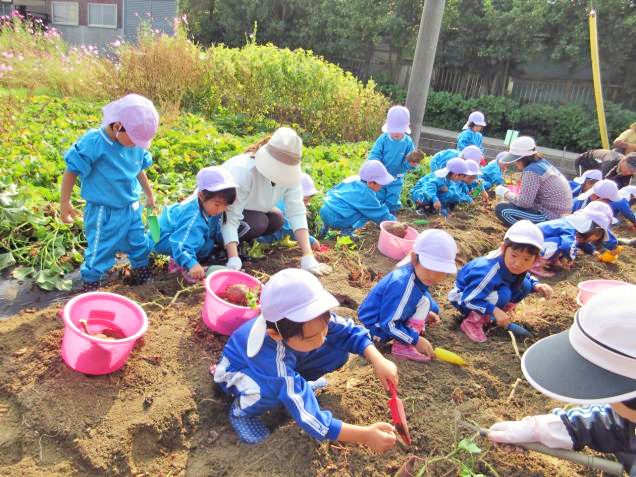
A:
[533,283,553,299]
[60,201,80,224]
[188,264,205,281]
[492,308,510,328]
[415,337,434,358]
[311,239,321,251]
[481,190,489,202]
[433,200,442,210]
[425,311,440,326]
[363,423,397,452]
[371,355,399,392]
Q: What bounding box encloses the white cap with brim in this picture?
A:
[412,229,458,274]
[577,179,621,202]
[504,219,544,250]
[359,160,395,186]
[619,185,636,200]
[498,136,537,164]
[196,166,238,193]
[573,169,602,184]
[464,160,482,177]
[564,214,609,241]
[522,285,636,404]
[565,201,613,241]
[254,127,303,188]
[102,94,159,149]
[434,157,468,178]
[301,173,318,197]
[246,269,339,358]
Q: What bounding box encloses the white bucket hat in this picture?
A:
[564,201,613,241]
[522,284,636,404]
[301,173,318,197]
[504,220,544,251]
[254,127,303,187]
[577,179,621,202]
[413,229,458,274]
[434,157,468,178]
[573,169,602,184]
[360,160,395,185]
[499,136,537,164]
[246,269,339,357]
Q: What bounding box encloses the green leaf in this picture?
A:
[0,252,16,271]
[457,438,482,455]
[12,266,36,280]
[55,278,73,291]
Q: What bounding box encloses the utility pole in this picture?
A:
[406,0,445,146]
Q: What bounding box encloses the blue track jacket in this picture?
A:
[410,174,472,206]
[358,263,439,345]
[368,133,415,178]
[537,218,578,261]
[429,149,460,173]
[456,129,484,152]
[480,160,505,191]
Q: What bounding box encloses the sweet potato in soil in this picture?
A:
[1,205,635,476]
[385,222,409,239]
[219,284,257,307]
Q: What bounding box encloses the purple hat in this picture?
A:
[468,111,486,127]
[464,160,482,176]
[565,201,613,241]
[434,157,468,178]
[381,106,411,134]
[360,160,394,185]
[301,173,318,197]
[522,284,636,404]
[577,179,621,202]
[573,169,602,184]
[102,94,159,149]
[460,145,483,163]
[246,269,339,357]
[413,229,458,274]
[196,166,238,193]
[504,220,544,251]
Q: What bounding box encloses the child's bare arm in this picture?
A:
[337,422,396,452]
[137,171,155,208]
[60,171,80,224]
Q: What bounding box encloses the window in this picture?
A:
[51,2,78,25]
[88,3,116,28]
[0,2,13,16]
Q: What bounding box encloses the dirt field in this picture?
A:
[1,203,635,477]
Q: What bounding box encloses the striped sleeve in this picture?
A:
[378,273,420,345]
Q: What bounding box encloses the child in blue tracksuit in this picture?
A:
[320,160,396,235]
[367,105,416,213]
[212,268,399,450]
[358,229,458,362]
[573,179,636,230]
[457,111,487,152]
[60,94,159,289]
[480,152,508,191]
[429,149,460,173]
[568,169,601,198]
[259,173,319,249]
[149,167,237,283]
[533,201,614,277]
[410,157,471,215]
[448,220,553,343]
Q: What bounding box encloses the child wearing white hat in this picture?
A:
[258,172,320,250]
[573,179,636,230]
[480,151,509,192]
[448,220,553,343]
[319,160,396,236]
[59,94,160,290]
[149,166,238,283]
[534,201,614,277]
[368,105,416,213]
[457,111,486,153]
[410,158,472,216]
[568,169,602,198]
[212,269,399,451]
[488,285,636,476]
[358,229,458,362]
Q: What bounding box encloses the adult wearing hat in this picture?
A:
[494,136,572,226]
[488,285,636,476]
[221,127,331,275]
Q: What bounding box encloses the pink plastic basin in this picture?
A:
[576,279,629,306]
[61,292,148,375]
[378,221,419,261]
[507,182,521,194]
[202,270,262,335]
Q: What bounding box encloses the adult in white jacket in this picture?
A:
[221,127,331,276]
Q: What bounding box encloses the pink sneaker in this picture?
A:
[391,342,431,362]
[460,311,488,343]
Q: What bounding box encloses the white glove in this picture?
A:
[495,185,509,199]
[226,256,242,271]
[300,255,332,276]
[488,420,537,444]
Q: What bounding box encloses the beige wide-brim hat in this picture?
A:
[254,127,302,187]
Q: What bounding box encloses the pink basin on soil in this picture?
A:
[61,292,148,375]
[576,279,630,306]
[202,270,262,335]
[378,221,419,261]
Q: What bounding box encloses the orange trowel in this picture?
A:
[387,381,411,445]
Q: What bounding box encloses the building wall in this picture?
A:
[124,0,175,42]
[54,24,123,46]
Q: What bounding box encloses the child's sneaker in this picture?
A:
[308,377,328,392]
[391,342,431,362]
[460,311,488,343]
[228,401,270,444]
